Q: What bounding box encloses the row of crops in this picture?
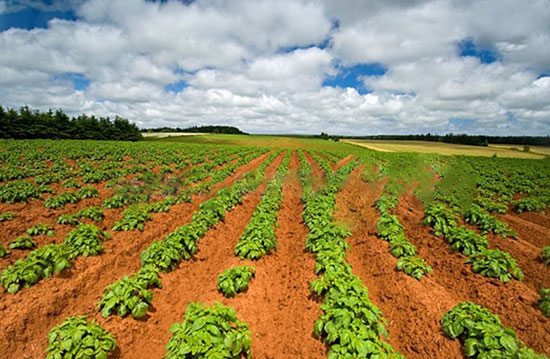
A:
[0,139,549,359]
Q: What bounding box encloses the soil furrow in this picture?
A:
[0,151,273,359]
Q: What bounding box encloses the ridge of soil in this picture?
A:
[396,191,550,356]
[0,151,275,359]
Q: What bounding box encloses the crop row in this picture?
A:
[96,151,279,320]
[300,157,404,358]
[1,224,109,293]
[423,203,524,282]
[234,151,291,260]
[375,190,432,280]
[442,302,549,359]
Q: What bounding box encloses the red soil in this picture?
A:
[333,167,550,358]
[0,151,274,359]
[395,191,550,356]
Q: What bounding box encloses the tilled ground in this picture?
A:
[1,154,549,359]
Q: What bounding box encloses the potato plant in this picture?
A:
[97,276,153,319]
[97,152,277,319]
[0,244,71,293]
[112,204,153,231]
[465,204,516,238]
[302,159,403,358]
[26,223,55,236]
[396,256,432,280]
[46,315,116,359]
[0,211,16,222]
[0,180,44,203]
[442,302,548,359]
[466,249,524,282]
[63,224,110,258]
[9,235,36,250]
[164,302,251,359]
[44,191,79,209]
[217,266,255,298]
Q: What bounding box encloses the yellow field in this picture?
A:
[489,144,550,156]
[344,140,547,159]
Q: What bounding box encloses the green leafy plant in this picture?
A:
[76,185,99,199]
[0,180,43,203]
[9,235,36,250]
[217,266,255,298]
[423,203,458,236]
[77,206,105,222]
[57,213,80,225]
[63,224,110,258]
[0,211,17,222]
[102,194,129,209]
[46,315,116,359]
[389,238,417,257]
[234,153,290,260]
[377,213,404,241]
[61,178,81,188]
[140,239,184,273]
[97,275,153,319]
[540,288,550,317]
[375,194,399,212]
[396,256,432,280]
[26,223,55,236]
[0,244,71,293]
[112,204,152,231]
[465,204,516,238]
[44,192,79,209]
[442,302,549,359]
[466,249,524,282]
[445,225,489,256]
[164,302,252,359]
[540,246,550,266]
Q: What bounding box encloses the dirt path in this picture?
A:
[0,151,274,359]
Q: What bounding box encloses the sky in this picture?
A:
[0,0,549,135]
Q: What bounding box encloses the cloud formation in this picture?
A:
[0,0,548,135]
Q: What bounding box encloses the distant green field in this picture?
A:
[147,133,357,151]
[146,133,549,159]
[344,139,547,159]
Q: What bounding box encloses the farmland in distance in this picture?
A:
[0,137,549,359]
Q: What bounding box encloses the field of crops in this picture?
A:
[0,138,549,359]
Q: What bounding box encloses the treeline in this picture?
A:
[0,106,142,141]
[342,134,550,147]
[146,125,247,135]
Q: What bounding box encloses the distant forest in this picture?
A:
[342,134,550,147]
[0,106,142,141]
[146,125,247,134]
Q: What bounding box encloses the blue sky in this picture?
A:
[0,0,548,135]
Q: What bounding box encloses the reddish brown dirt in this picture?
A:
[334,166,462,359]
[334,154,355,170]
[0,152,275,359]
[498,213,550,248]
[514,211,550,230]
[483,231,550,290]
[102,150,325,359]
[395,191,550,356]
